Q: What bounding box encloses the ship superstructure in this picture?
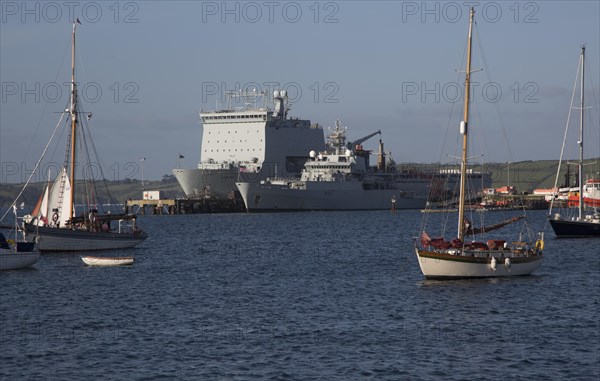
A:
[173,90,325,201]
[235,121,430,211]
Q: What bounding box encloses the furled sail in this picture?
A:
[464,215,525,236]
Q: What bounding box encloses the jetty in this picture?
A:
[125,197,245,215]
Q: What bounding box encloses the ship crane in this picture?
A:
[347,130,381,151]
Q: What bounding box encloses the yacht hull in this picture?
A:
[548,218,600,238]
[26,224,147,252]
[0,252,41,270]
[415,248,543,279]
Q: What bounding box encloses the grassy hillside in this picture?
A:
[2,159,598,209]
[0,175,184,209]
[398,159,599,192]
[480,159,599,192]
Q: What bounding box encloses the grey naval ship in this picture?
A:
[173,90,325,205]
[235,121,431,212]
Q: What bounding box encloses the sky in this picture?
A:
[1,0,599,183]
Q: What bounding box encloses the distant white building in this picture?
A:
[143,191,162,200]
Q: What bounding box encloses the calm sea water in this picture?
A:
[1,210,598,380]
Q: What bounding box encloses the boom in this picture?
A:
[347,130,381,150]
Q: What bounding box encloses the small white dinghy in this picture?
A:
[81,256,134,266]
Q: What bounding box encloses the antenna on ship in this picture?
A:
[273,90,288,119]
[282,90,288,118]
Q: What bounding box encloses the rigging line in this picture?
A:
[471,103,489,171]
[446,33,469,164]
[49,99,73,167]
[74,81,104,211]
[84,126,101,209]
[77,123,93,211]
[62,102,75,169]
[80,118,104,211]
[20,36,71,164]
[473,21,514,163]
[473,23,538,241]
[549,54,582,214]
[73,82,92,210]
[583,56,600,165]
[426,23,469,214]
[75,125,87,210]
[446,39,467,188]
[0,112,67,222]
[83,117,115,207]
[421,30,469,235]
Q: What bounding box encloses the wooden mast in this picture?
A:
[578,45,585,220]
[458,7,475,241]
[577,45,585,220]
[68,21,77,222]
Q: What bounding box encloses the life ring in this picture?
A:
[52,212,59,223]
[535,239,544,251]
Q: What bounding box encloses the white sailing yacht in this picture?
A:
[21,21,147,252]
[414,8,544,279]
[548,46,600,238]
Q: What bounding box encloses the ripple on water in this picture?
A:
[1,210,598,380]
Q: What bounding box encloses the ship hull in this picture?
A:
[172,168,238,199]
[415,248,543,279]
[236,181,427,211]
[548,218,600,238]
[26,224,147,252]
